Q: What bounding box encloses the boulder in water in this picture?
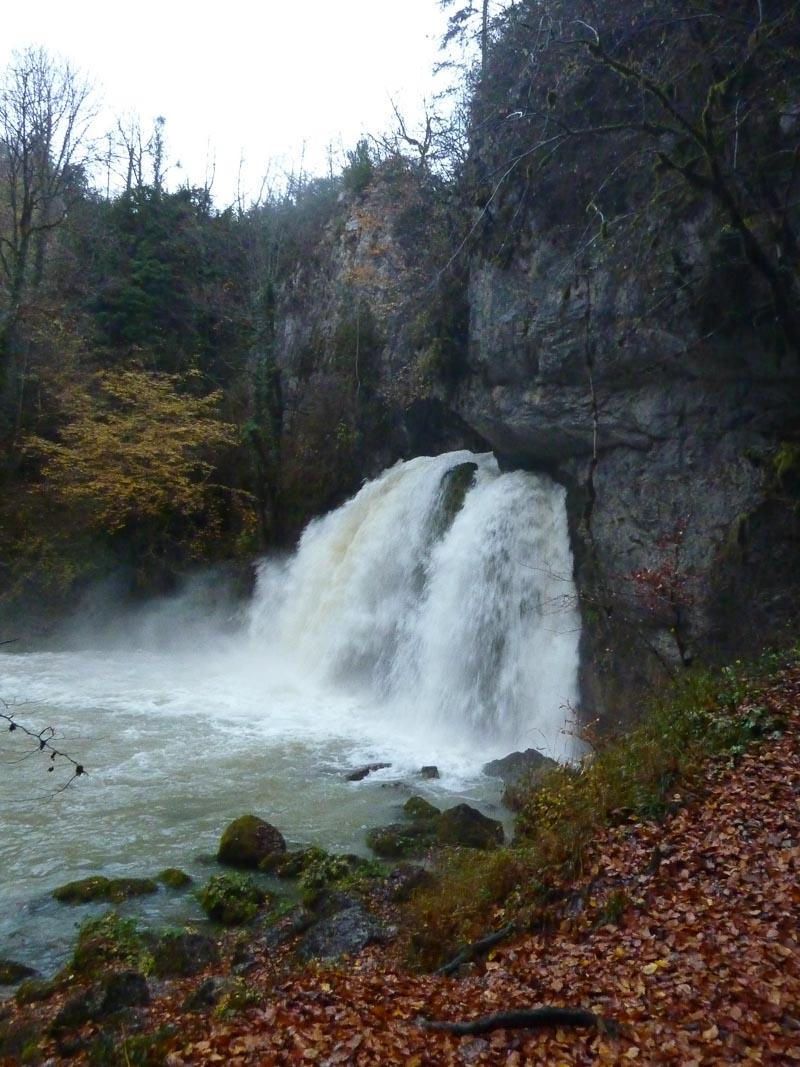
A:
[436,804,504,849]
[156,867,192,889]
[0,959,35,985]
[345,762,391,782]
[217,814,286,868]
[403,795,440,822]
[52,875,158,904]
[418,765,440,779]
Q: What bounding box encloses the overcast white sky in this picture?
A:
[1,0,456,205]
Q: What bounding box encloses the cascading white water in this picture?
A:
[250,451,581,760]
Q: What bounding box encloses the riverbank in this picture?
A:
[1,651,798,1064]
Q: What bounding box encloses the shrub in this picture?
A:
[196,873,268,925]
[405,848,525,971]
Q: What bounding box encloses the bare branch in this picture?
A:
[0,696,86,789]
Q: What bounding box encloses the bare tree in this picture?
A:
[441,0,493,72]
[0,47,95,397]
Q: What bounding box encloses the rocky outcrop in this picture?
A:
[269,159,486,538]
[484,749,557,810]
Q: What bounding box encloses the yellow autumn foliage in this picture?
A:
[26,368,238,535]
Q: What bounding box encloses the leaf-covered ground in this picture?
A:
[7,665,800,1065]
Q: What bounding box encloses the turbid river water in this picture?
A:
[0,451,581,980]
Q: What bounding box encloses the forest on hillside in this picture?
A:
[1,0,799,646]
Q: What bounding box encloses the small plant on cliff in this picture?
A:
[627,516,694,665]
[342,139,375,196]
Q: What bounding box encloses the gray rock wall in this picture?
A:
[455,226,799,723]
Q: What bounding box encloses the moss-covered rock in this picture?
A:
[151,929,218,978]
[217,815,286,869]
[106,877,158,901]
[259,845,326,877]
[432,462,478,538]
[52,876,110,904]
[51,971,149,1032]
[436,804,504,849]
[156,867,192,889]
[403,796,440,822]
[197,873,270,925]
[67,912,152,981]
[298,852,382,904]
[365,821,433,858]
[0,958,35,985]
[53,875,158,904]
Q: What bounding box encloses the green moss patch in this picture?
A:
[53,875,157,905]
[197,872,270,925]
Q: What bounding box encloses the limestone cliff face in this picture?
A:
[270,160,479,537]
[449,0,800,717]
[458,235,799,716]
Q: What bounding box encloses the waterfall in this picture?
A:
[249,451,581,760]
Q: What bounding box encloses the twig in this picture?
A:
[1,698,86,784]
[434,921,516,976]
[419,1006,619,1036]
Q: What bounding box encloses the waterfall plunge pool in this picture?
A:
[0,451,581,980]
